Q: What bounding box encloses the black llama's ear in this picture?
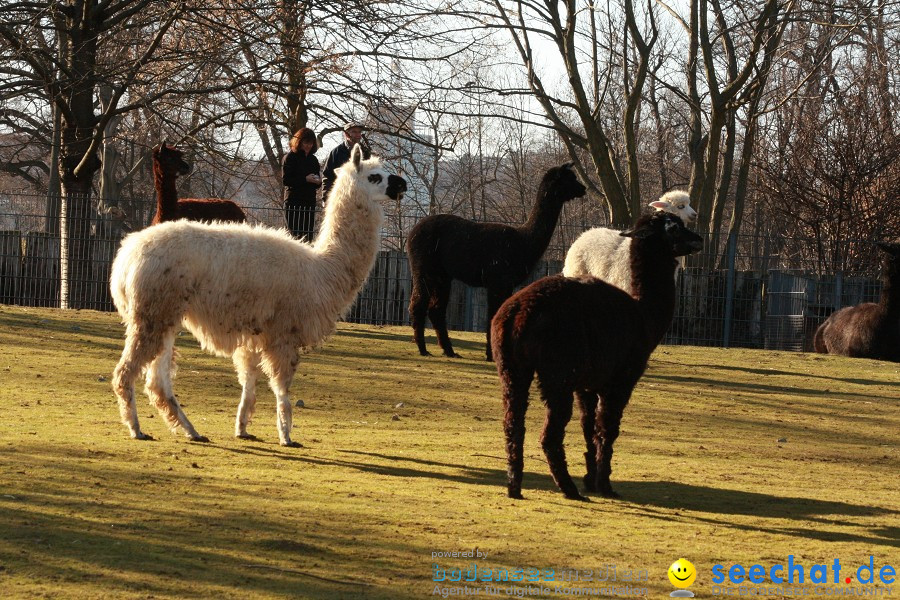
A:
[620,223,646,238]
[876,241,900,255]
[621,216,662,239]
[351,144,363,170]
[663,213,684,232]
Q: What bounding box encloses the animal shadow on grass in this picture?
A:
[616,480,900,547]
[339,325,494,356]
[338,327,410,345]
[409,334,486,358]
[1,310,116,341]
[340,325,504,360]
[648,372,897,402]
[691,362,900,388]
[218,446,561,493]
[335,450,563,493]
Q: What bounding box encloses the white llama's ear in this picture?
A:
[648,200,669,211]
[351,144,363,170]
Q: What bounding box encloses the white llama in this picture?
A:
[562,190,697,294]
[110,145,406,446]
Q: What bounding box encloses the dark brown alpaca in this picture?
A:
[813,241,900,361]
[151,142,247,225]
[406,163,586,361]
[492,213,702,500]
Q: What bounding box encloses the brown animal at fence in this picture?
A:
[406,163,586,361]
[813,241,900,361]
[151,141,247,225]
[492,213,702,500]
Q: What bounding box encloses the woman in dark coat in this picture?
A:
[282,127,322,240]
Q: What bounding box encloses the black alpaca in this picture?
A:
[813,241,900,361]
[491,213,703,500]
[406,163,586,361]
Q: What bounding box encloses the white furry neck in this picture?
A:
[312,176,384,313]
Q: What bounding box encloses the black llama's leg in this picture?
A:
[501,368,533,499]
[540,384,585,501]
[576,390,600,492]
[484,287,513,362]
[595,390,630,498]
[428,279,459,358]
[408,275,432,356]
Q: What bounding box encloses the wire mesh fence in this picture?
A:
[0,192,884,352]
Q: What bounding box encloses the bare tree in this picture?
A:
[0,0,182,306]
[469,0,658,226]
[754,0,900,272]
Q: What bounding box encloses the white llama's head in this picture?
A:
[648,190,697,225]
[338,144,407,201]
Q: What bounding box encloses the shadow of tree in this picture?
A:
[0,444,429,599]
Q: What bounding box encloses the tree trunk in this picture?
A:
[59,175,96,309]
[46,103,62,236]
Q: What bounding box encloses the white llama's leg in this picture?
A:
[112,325,165,440]
[261,345,301,447]
[233,347,262,439]
[145,331,208,442]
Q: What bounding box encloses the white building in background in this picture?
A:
[365,100,437,249]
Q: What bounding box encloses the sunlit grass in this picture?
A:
[0,305,897,599]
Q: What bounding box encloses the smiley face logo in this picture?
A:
[668,558,697,588]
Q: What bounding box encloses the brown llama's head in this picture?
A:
[153,141,191,177]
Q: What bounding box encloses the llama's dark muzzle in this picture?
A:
[386,175,407,200]
[674,237,703,257]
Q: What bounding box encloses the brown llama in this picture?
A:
[406,163,586,361]
[813,241,900,361]
[492,213,702,500]
[151,141,247,225]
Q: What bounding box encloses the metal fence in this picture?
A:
[0,193,884,352]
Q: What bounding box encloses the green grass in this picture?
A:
[0,304,898,599]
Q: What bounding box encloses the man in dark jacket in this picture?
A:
[321,122,370,203]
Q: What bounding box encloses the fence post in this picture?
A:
[722,231,738,348]
[834,271,843,310]
[464,285,474,331]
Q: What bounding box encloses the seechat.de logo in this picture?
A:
[711,556,896,586]
[669,558,698,597]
